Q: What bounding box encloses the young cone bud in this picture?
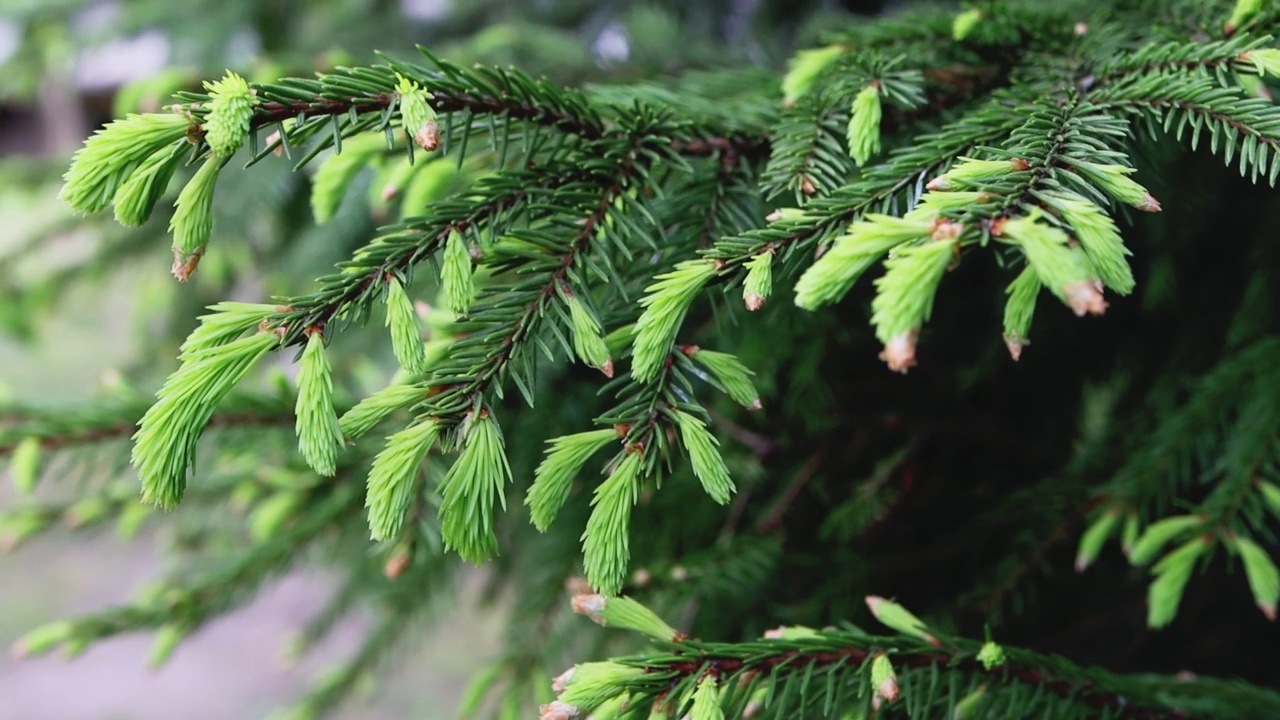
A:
[742,251,773,311]
[977,641,1006,669]
[1226,0,1262,35]
[1232,535,1279,621]
[870,235,958,372]
[202,71,256,157]
[1076,506,1122,572]
[998,210,1103,317]
[397,74,440,151]
[441,230,476,315]
[847,84,882,167]
[690,676,724,720]
[926,157,1026,191]
[763,625,820,640]
[570,593,682,641]
[559,662,643,711]
[1063,159,1161,212]
[169,156,226,280]
[295,330,343,477]
[870,654,899,704]
[566,292,613,377]
[865,595,941,646]
[1002,267,1040,361]
[385,277,429,376]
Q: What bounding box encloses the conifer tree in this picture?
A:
[6,1,1280,718]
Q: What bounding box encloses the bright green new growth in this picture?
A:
[870,237,956,345]
[1045,192,1135,295]
[582,452,642,595]
[794,214,933,310]
[1227,0,1263,34]
[926,157,1022,191]
[781,44,844,105]
[1002,266,1040,360]
[338,383,424,441]
[1147,538,1209,628]
[169,155,227,275]
[589,595,681,641]
[201,71,256,157]
[1062,158,1161,212]
[689,676,723,720]
[742,251,773,310]
[1075,506,1121,572]
[1244,48,1280,78]
[113,144,183,227]
[688,349,761,410]
[364,418,440,540]
[527,428,618,532]
[396,73,439,150]
[1232,535,1279,620]
[60,112,191,214]
[9,436,40,494]
[385,277,429,376]
[846,84,882,167]
[632,260,717,382]
[132,321,280,509]
[999,210,1099,316]
[907,191,989,219]
[1129,514,1203,566]
[558,662,643,711]
[295,331,343,477]
[869,653,898,704]
[865,595,940,646]
[438,413,513,564]
[952,8,983,40]
[567,293,613,376]
[977,640,1006,670]
[672,410,735,505]
[441,229,476,315]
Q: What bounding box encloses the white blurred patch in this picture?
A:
[0,22,20,67]
[402,0,449,22]
[592,23,630,65]
[73,30,169,91]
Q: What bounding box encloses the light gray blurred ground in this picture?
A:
[0,271,500,720]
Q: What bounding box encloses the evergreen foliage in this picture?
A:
[7,0,1280,718]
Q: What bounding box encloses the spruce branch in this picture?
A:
[0,390,310,456]
[571,627,1280,720]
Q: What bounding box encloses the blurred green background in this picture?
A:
[0,1,887,717]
